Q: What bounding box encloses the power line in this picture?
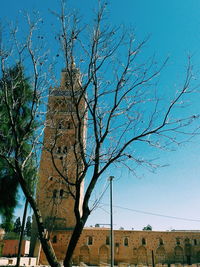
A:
[101,203,200,223]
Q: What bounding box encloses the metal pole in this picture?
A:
[109,176,114,267]
[16,199,28,267]
[152,250,155,267]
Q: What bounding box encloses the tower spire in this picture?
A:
[60,57,80,89]
[70,55,76,69]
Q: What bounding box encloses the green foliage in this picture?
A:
[3,231,20,240]
[0,64,36,143]
[25,216,32,237]
[0,159,19,225]
[143,224,152,231]
[0,218,14,233]
[13,217,22,234]
[0,63,37,226]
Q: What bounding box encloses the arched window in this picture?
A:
[142,238,146,245]
[99,245,109,264]
[60,189,64,197]
[52,235,57,243]
[53,189,57,198]
[124,237,129,246]
[80,246,90,265]
[159,238,164,246]
[88,236,93,245]
[106,236,110,245]
[138,246,147,264]
[67,122,71,129]
[57,146,61,154]
[58,122,62,129]
[156,246,166,264]
[176,238,180,245]
[174,246,184,263]
[63,146,68,154]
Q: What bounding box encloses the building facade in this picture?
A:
[2,240,30,257]
[39,228,200,265]
[31,66,200,265]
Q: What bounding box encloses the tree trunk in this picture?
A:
[63,221,85,267]
[15,170,61,267]
[33,215,61,267]
[16,199,28,267]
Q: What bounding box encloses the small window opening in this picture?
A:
[176,238,180,245]
[159,238,164,246]
[124,237,129,246]
[142,238,146,245]
[60,156,63,160]
[60,189,64,197]
[57,146,61,154]
[58,122,62,129]
[194,239,197,245]
[65,80,70,87]
[88,236,93,245]
[67,122,71,129]
[63,146,68,154]
[106,236,110,245]
[52,235,57,243]
[53,189,57,198]
[48,176,53,181]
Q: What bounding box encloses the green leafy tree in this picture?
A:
[0,218,14,233]
[0,64,37,266]
[25,216,32,237]
[143,224,152,231]
[0,160,19,230]
[13,217,22,235]
[0,64,36,224]
[0,21,59,265]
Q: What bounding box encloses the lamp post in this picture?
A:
[109,176,114,267]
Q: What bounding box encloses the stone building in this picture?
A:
[39,228,200,265]
[31,66,200,265]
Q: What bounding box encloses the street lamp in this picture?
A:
[108,176,114,267]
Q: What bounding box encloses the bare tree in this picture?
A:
[0,1,199,267]
[0,16,62,267]
[47,2,199,267]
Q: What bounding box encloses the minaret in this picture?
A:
[38,64,86,230]
[30,64,86,256]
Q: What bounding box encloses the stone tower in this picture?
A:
[30,65,86,256]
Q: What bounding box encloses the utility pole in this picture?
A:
[16,199,28,267]
[109,176,114,267]
[152,250,155,267]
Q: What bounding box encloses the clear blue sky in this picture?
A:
[1,0,200,231]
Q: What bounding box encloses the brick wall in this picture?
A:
[39,229,200,265]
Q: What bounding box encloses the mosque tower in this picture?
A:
[30,63,86,256]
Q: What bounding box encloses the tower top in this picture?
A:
[60,59,80,89]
